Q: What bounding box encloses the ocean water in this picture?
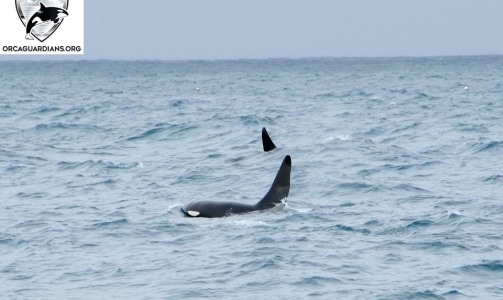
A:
[1,56,503,299]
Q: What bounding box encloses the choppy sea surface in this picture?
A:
[1,57,503,299]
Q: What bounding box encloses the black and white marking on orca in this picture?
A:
[25,3,69,40]
[262,127,277,152]
[181,155,291,218]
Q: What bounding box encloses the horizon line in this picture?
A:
[0,54,502,63]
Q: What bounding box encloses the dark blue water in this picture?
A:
[1,57,503,299]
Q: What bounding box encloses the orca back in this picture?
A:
[181,155,292,218]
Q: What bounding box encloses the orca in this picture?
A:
[25,3,69,40]
[262,127,277,152]
[181,155,291,218]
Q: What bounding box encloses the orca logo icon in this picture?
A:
[15,0,69,42]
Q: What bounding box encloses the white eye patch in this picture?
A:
[187,211,200,217]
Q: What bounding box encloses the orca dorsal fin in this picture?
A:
[256,155,291,209]
[262,127,277,152]
[39,3,46,10]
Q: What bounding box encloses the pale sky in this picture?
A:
[3,0,503,60]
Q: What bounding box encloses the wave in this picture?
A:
[127,123,198,141]
[414,91,439,100]
[237,114,275,126]
[34,122,102,132]
[475,141,503,153]
[57,159,141,170]
[458,260,503,274]
[406,219,435,228]
[32,107,61,114]
[483,175,503,182]
[127,127,166,141]
[456,123,489,132]
[90,218,130,229]
[294,276,342,286]
[387,290,445,299]
[330,224,371,234]
[461,141,503,154]
[393,183,430,192]
[390,122,421,134]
